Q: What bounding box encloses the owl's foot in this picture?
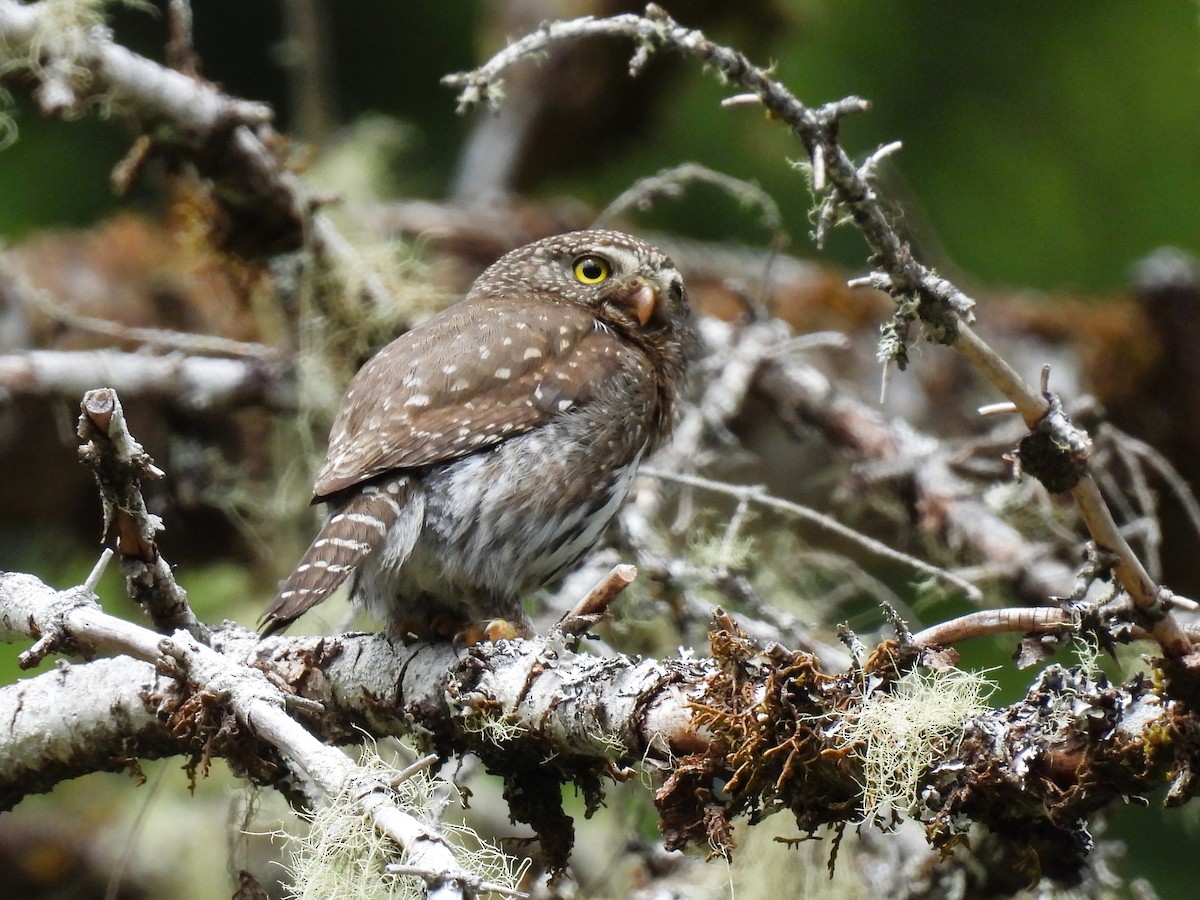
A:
[453,617,532,645]
[392,612,533,643]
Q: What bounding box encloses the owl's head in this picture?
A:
[475,229,691,344]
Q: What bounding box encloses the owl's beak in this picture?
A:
[612,277,659,326]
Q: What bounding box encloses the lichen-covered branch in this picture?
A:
[0,570,518,900]
[0,652,176,810]
[4,567,1198,888]
[0,570,707,796]
[441,5,971,332]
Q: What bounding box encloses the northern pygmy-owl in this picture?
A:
[261,230,691,640]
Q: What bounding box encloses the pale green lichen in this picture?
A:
[462,710,529,745]
[842,667,995,822]
[283,747,527,900]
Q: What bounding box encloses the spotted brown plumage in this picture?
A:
[260,230,691,639]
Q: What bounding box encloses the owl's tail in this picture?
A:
[259,478,410,636]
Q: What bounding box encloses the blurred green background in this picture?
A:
[3,0,1196,291]
[3,1,1200,897]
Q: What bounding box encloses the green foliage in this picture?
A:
[0,97,126,236]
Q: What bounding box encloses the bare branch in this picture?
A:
[1102,423,1200,548]
[912,607,1071,649]
[593,163,786,246]
[20,284,278,359]
[0,350,294,411]
[555,564,638,638]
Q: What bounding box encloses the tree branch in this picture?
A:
[3,562,1198,886]
[76,388,208,639]
[0,570,519,900]
[0,349,294,411]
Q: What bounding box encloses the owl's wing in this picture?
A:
[312,296,646,499]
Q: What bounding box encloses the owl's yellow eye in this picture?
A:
[572,255,611,284]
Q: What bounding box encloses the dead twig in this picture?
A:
[76,388,208,639]
[555,564,639,639]
[912,608,1072,649]
[1,350,294,412]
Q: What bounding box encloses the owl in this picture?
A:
[261,230,691,640]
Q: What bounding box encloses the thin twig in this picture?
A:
[641,466,982,602]
[1069,476,1185,653]
[389,753,441,788]
[555,564,639,638]
[593,163,786,247]
[83,548,115,593]
[1103,423,1200,547]
[1093,454,1160,579]
[21,283,278,359]
[912,608,1071,649]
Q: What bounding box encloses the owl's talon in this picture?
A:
[484,619,522,642]
[453,623,486,646]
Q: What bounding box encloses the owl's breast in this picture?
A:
[382,405,650,606]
